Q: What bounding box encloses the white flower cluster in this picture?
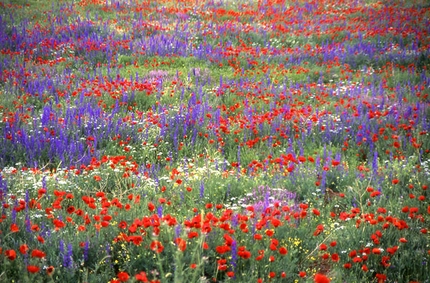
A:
[421,159,430,181]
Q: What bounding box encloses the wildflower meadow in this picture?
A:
[0,0,429,282]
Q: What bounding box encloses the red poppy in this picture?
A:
[117,271,129,282]
[320,244,327,250]
[238,248,251,259]
[312,208,320,216]
[314,224,324,236]
[370,191,381,197]
[387,246,398,255]
[118,221,127,229]
[31,249,46,258]
[175,238,187,251]
[150,241,164,253]
[100,221,109,228]
[5,249,16,261]
[135,271,148,282]
[10,223,20,232]
[53,219,65,229]
[217,263,228,271]
[19,244,29,255]
[375,273,387,283]
[408,208,417,218]
[377,207,387,214]
[215,245,230,254]
[314,273,330,283]
[95,192,105,198]
[331,253,339,262]
[343,262,352,269]
[188,231,198,239]
[399,237,408,243]
[279,246,288,255]
[254,234,263,240]
[37,235,45,244]
[27,265,40,273]
[147,202,155,212]
[46,266,55,276]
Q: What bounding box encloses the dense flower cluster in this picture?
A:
[0,0,429,282]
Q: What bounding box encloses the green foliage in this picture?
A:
[1,0,429,282]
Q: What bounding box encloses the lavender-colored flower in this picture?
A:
[320,170,327,194]
[83,241,90,262]
[11,200,18,223]
[230,240,237,270]
[180,190,184,202]
[0,178,5,203]
[25,189,30,210]
[372,151,379,176]
[64,243,74,268]
[105,243,111,265]
[237,186,297,215]
[157,205,163,218]
[25,214,31,233]
[231,214,239,229]
[59,240,65,259]
[145,69,169,82]
[263,191,270,212]
[199,182,205,199]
